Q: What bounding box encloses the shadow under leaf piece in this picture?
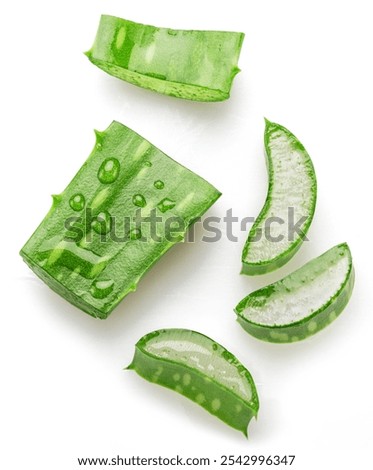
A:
[127,329,259,436]
[241,119,317,275]
[236,243,354,343]
[20,122,221,318]
[85,15,244,101]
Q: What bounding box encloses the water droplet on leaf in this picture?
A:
[132,194,147,208]
[157,198,176,213]
[92,211,112,234]
[98,158,120,184]
[90,279,114,299]
[154,180,164,190]
[69,193,85,211]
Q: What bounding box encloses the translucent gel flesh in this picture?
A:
[243,247,350,326]
[144,330,253,401]
[247,126,315,264]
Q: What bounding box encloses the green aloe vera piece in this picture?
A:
[85,15,244,102]
[236,243,354,343]
[127,329,259,436]
[20,122,221,319]
[242,119,317,275]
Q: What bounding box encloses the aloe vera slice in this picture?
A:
[85,15,244,102]
[236,243,354,343]
[20,122,221,319]
[242,119,317,275]
[127,329,259,436]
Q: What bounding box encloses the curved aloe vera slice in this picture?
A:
[241,119,317,275]
[85,15,244,102]
[20,122,221,319]
[127,329,259,436]
[236,243,354,343]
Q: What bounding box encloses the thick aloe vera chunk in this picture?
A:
[127,329,259,436]
[20,122,221,319]
[236,243,354,343]
[242,119,317,275]
[85,15,244,102]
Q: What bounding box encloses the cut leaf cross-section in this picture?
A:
[127,329,259,436]
[242,119,317,275]
[236,243,354,343]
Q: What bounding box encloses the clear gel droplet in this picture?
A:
[69,193,85,211]
[132,194,147,208]
[98,158,120,184]
[90,279,114,299]
[157,198,176,213]
[92,211,111,234]
[154,180,164,190]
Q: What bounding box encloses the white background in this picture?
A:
[1,1,372,469]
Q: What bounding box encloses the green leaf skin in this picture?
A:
[236,243,354,343]
[85,15,244,102]
[127,329,259,436]
[20,122,221,319]
[241,119,317,275]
